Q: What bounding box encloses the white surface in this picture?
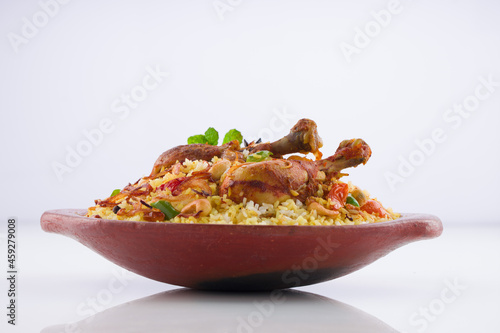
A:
[0,224,498,332]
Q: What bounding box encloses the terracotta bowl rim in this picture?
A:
[41,209,441,231]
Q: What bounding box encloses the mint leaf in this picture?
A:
[204,127,219,146]
[187,134,208,145]
[223,129,243,145]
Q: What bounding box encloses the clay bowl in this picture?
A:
[41,209,442,291]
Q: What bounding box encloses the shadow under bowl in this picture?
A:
[41,209,442,291]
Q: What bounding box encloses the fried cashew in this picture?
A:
[171,162,183,175]
[307,201,339,218]
[209,159,232,180]
[350,188,368,207]
[181,199,212,217]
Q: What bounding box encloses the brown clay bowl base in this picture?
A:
[41,209,442,291]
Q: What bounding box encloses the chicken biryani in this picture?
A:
[87,119,399,225]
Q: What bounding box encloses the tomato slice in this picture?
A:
[327,182,349,210]
[361,200,390,218]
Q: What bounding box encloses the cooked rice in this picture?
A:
[87,158,399,225]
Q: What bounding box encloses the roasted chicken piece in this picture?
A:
[90,118,380,222]
[316,138,372,175]
[150,119,323,177]
[220,138,371,205]
[149,118,371,206]
[151,140,240,176]
[219,159,318,204]
[246,118,323,159]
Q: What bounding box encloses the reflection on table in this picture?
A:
[42,289,398,333]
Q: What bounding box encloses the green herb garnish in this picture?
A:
[187,134,208,145]
[151,200,180,220]
[187,127,243,146]
[246,150,273,162]
[346,193,360,207]
[222,129,243,145]
[110,189,121,197]
[204,127,219,146]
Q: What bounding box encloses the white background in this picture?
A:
[0,0,499,332]
[1,0,499,225]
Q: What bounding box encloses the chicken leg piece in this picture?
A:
[247,118,323,159]
[150,119,323,176]
[150,141,240,176]
[219,138,371,205]
[316,138,372,175]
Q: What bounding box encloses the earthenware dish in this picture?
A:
[41,209,442,291]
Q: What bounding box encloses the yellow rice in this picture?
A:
[87,158,399,225]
